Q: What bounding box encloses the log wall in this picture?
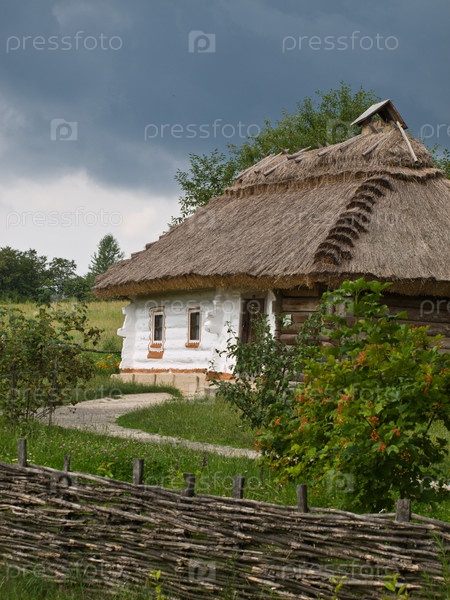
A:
[278,288,450,350]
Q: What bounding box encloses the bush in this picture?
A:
[243,279,450,511]
[0,304,101,424]
[212,314,321,430]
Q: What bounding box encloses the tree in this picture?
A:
[254,279,450,512]
[44,257,78,301]
[0,247,48,302]
[170,150,238,226]
[170,83,381,223]
[88,234,125,279]
[171,82,450,224]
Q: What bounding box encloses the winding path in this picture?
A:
[50,394,257,459]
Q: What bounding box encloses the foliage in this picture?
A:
[170,83,380,222]
[0,247,92,302]
[430,146,450,179]
[170,149,237,226]
[88,234,125,279]
[255,279,450,512]
[212,315,321,430]
[231,81,380,166]
[0,304,101,424]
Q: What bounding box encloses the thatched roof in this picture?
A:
[94,124,450,299]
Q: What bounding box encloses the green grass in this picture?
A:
[0,420,295,505]
[0,568,162,599]
[0,300,125,353]
[69,373,183,403]
[116,395,256,449]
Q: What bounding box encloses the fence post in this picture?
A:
[17,438,27,467]
[297,484,308,513]
[64,454,71,472]
[233,476,246,499]
[133,459,144,485]
[395,499,411,523]
[182,473,196,497]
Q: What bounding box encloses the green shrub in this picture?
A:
[252,279,450,511]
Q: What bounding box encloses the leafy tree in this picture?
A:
[0,247,48,302]
[170,150,238,226]
[43,257,78,301]
[170,83,380,222]
[0,303,101,424]
[255,279,450,512]
[232,81,380,167]
[88,234,125,279]
[171,82,450,224]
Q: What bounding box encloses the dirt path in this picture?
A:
[50,394,257,458]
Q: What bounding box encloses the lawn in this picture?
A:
[116,395,256,449]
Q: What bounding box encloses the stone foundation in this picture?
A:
[112,371,216,397]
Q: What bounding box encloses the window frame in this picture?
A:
[148,307,165,359]
[186,308,201,348]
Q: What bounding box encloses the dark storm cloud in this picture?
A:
[0,0,449,195]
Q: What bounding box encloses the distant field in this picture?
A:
[0,300,126,352]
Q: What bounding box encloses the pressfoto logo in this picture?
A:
[6,32,123,53]
[50,119,78,141]
[188,31,216,53]
[282,32,399,53]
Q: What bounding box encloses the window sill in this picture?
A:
[147,350,164,359]
[185,342,200,348]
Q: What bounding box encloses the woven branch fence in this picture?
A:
[0,439,449,599]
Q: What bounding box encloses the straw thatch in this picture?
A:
[94,125,450,299]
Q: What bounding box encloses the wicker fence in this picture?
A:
[0,439,449,599]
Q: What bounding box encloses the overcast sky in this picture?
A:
[0,0,449,273]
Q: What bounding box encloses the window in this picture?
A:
[186,309,201,348]
[153,313,164,342]
[148,308,165,359]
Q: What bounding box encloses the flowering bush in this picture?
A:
[257,279,450,511]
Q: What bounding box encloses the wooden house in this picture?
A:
[94,101,450,394]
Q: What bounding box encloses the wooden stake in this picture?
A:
[17,438,27,467]
[132,459,144,485]
[297,484,308,513]
[396,499,411,523]
[232,476,246,499]
[182,473,196,497]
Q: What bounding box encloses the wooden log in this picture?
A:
[281,298,321,311]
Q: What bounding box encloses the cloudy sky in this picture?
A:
[0,0,449,273]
